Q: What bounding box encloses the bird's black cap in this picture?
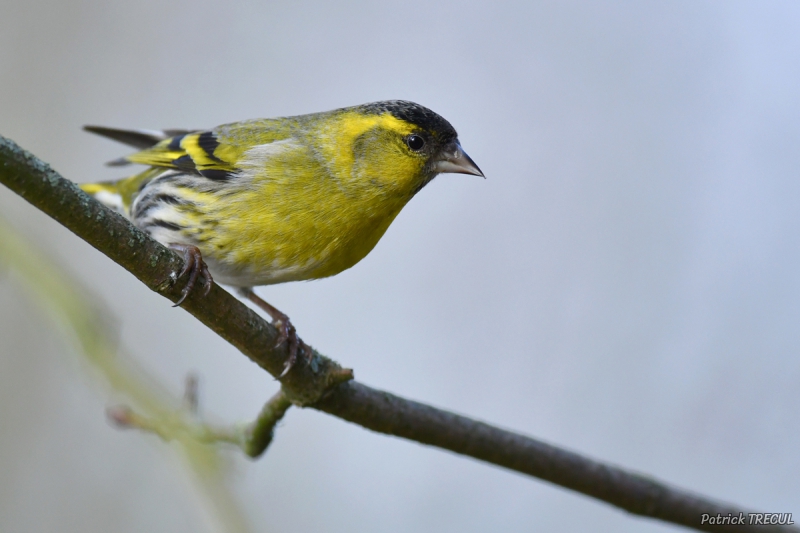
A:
[359,100,458,143]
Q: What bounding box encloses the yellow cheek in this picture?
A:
[359,147,425,193]
[316,111,416,179]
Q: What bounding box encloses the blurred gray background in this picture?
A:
[1,1,798,531]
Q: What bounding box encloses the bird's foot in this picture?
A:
[237,288,308,378]
[169,243,213,306]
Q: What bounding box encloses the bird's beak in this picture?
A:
[433,140,484,177]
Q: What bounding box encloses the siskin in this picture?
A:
[81,100,483,372]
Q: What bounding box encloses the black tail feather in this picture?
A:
[83,125,192,149]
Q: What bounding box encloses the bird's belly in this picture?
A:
[202,241,362,287]
[200,208,401,287]
[203,256,316,287]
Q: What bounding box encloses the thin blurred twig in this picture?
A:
[108,386,292,459]
[1,134,795,533]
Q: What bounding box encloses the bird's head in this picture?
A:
[321,100,483,198]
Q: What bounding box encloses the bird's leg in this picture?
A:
[237,287,306,377]
[169,243,213,306]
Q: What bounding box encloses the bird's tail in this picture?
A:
[79,125,189,215]
[83,125,191,151]
[79,168,163,216]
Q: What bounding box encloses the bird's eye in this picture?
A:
[406,134,425,151]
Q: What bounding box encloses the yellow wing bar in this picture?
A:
[123,131,237,180]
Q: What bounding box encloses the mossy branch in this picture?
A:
[0,134,794,533]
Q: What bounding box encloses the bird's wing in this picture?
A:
[85,119,296,181]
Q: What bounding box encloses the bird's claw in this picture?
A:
[237,288,308,378]
[272,314,305,378]
[272,318,290,349]
[170,244,213,306]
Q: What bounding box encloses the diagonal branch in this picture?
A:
[0,134,794,533]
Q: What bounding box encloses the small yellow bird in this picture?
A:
[81,100,483,372]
